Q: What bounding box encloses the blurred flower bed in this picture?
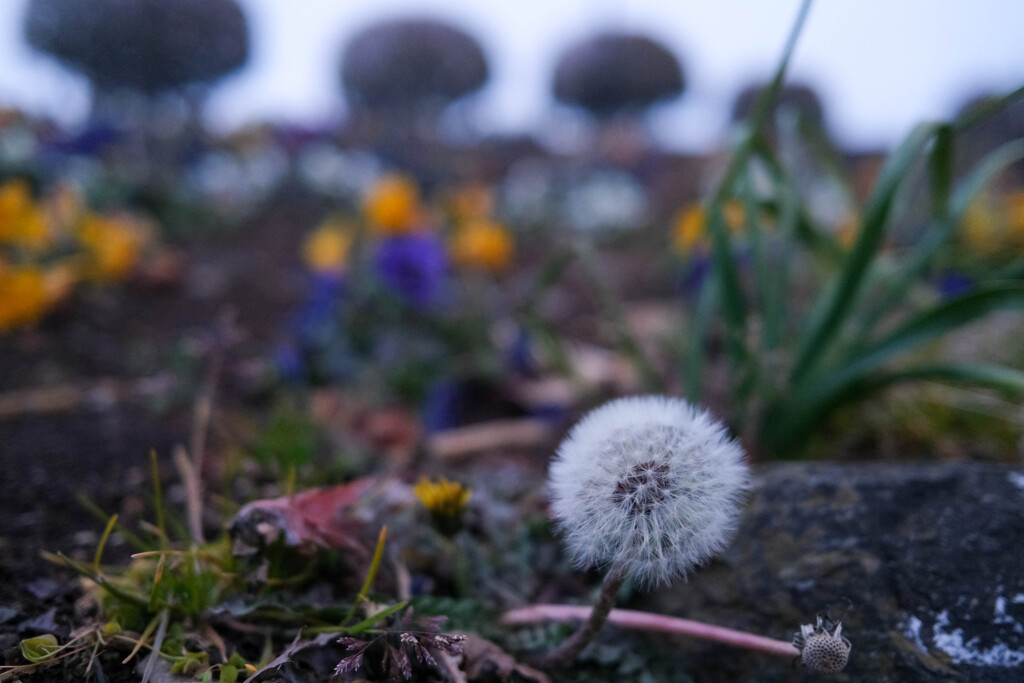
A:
[3,80,1024,682]
[0,175,156,332]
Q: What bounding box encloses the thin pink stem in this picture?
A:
[501,604,799,658]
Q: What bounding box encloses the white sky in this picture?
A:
[1,0,1023,152]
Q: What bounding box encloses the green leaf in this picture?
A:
[764,282,1024,455]
[740,172,776,352]
[683,275,719,402]
[993,256,1024,280]
[951,84,1024,133]
[750,141,847,265]
[928,124,954,217]
[857,138,1024,341]
[791,122,942,383]
[764,362,1024,457]
[845,282,1024,380]
[20,634,61,663]
[871,362,1024,393]
[707,199,748,360]
[345,600,410,634]
[220,663,239,683]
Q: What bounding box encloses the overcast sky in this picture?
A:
[1,0,1023,152]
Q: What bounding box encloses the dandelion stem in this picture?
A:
[543,562,628,666]
[506,603,798,659]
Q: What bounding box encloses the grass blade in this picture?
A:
[342,525,387,627]
[92,514,119,573]
[344,600,410,634]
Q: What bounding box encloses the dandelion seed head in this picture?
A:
[548,395,749,587]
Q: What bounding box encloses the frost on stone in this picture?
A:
[902,615,928,654]
[993,596,1024,634]
[930,610,1024,667]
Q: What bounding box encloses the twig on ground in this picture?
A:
[428,418,556,460]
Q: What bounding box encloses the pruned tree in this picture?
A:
[24,0,250,192]
[340,16,488,143]
[552,32,685,119]
[24,0,249,97]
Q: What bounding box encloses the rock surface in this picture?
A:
[636,462,1024,682]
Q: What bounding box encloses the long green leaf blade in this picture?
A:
[791,122,942,383]
[858,138,1024,340]
[846,281,1024,379]
[765,361,1024,457]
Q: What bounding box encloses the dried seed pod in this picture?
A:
[793,615,852,674]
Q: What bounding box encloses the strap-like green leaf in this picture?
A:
[844,282,1024,381]
[765,361,1024,457]
[683,273,719,402]
[791,122,942,384]
[858,138,1024,341]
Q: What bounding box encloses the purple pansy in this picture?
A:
[374,233,448,309]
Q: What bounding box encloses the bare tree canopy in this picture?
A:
[340,17,489,112]
[24,0,249,94]
[552,33,685,118]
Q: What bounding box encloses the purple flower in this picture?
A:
[936,271,974,300]
[297,272,345,332]
[374,234,448,308]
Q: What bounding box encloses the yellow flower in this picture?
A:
[363,174,422,234]
[77,212,150,281]
[1005,190,1024,247]
[962,195,1002,256]
[450,219,514,273]
[0,179,50,251]
[671,201,745,255]
[0,265,50,331]
[837,215,860,248]
[414,477,472,536]
[302,216,354,274]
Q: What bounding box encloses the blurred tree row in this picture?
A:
[20,1,1019,161]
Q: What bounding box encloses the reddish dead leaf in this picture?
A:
[229,478,377,559]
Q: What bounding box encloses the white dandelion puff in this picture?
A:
[549,395,749,588]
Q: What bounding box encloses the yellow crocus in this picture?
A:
[1005,190,1024,248]
[671,201,745,255]
[962,196,1001,256]
[450,219,514,273]
[0,265,50,332]
[302,216,354,274]
[77,212,150,281]
[0,179,51,251]
[363,173,422,234]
